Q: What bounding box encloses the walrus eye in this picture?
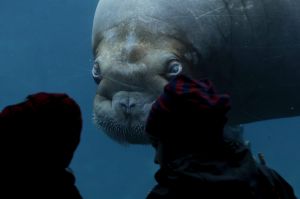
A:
[92,61,102,84]
[167,60,182,77]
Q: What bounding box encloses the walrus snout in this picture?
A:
[112,91,154,119]
[93,88,154,144]
[119,101,136,114]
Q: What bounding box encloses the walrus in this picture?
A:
[91,0,300,144]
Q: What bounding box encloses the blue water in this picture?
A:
[0,1,298,198]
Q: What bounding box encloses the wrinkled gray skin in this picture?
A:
[92,0,300,144]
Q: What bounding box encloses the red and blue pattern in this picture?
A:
[146,75,231,138]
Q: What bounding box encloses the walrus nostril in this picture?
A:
[129,103,136,108]
[119,101,136,114]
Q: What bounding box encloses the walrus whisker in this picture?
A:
[93,112,149,144]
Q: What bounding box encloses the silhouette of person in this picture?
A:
[0,92,83,199]
[145,75,297,199]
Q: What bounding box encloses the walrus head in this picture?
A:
[92,18,200,144]
[92,0,300,144]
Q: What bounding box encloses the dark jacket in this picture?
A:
[146,142,297,199]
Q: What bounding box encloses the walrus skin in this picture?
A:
[91,0,300,144]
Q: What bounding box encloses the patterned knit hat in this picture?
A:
[0,92,82,168]
[145,75,230,142]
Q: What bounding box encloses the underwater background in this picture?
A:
[0,0,298,198]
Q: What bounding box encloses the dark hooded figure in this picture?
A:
[0,92,83,199]
[145,75,297,199]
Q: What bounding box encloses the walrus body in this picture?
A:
[92,0,300,143]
